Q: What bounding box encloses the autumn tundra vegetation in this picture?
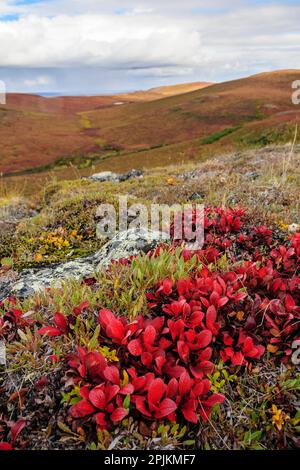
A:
[0,71,299,451]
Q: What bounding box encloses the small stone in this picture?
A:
[244,171,259,179]
[189,192,205,201]
[288,223,299,233]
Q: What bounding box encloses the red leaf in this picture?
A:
[148,378,166,406]
[10,418,26,443]
[161,278,173,295]
[38,326,62,336]
[54,312,68,333]
[166,378,178,398]
[103,366,120,385]
[188,311,204,326]
[128,339,143,356]
[134,396,151,417]
[191,360,214,377]
[98,309,125,342]
[141,352,153,366]
[206,305,219,334]
[242,337,255,355]
[154,398,177,418]
[202,393,225,408]
[232,351,245,366]
[198,347,212,361]
[89,385,106,410]
[179,371,193,397]
[73,301,90,315]
[197,329,212,349]
[0,442,13,451]
[177,340,190,363]
[110,407,128,422]
[199,360,214,374]
[105,384,120,404]
[85,351,107,379]
[182,399,198,423]
[70,400,95,418]
[143,325,156,346]
[285,294,296,312]
[95,412,107,428]
[120,384,134,395]
[218,297,229,308]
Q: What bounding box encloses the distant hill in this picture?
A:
[115,82,212,102]
[0,71,299,175]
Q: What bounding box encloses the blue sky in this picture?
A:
[0,0,299,94]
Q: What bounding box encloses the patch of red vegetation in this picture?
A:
[0,207,299,449]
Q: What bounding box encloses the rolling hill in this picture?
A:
[0,70,299,176]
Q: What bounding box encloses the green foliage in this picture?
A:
[201,126,240,145]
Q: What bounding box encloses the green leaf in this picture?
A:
[1,257,13,267]
[123,394,131,409]
[88,325,100,350]
[183,440,196,446]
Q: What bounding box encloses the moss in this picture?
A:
[0,232,15,261]
[11,178,150,269]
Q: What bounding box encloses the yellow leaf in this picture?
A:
[236,311,244,321]
[166,177,177,186]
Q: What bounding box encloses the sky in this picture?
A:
[0,0,299,94]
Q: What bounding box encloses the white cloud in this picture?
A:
[0,1,299,92]
[0,13,205,68]
[23,74,53,87]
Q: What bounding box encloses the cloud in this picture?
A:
[23,74,53,87]
[0,13,205,68]
[0,1,299,92]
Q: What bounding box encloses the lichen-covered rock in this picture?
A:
[118,169,143,182]
[88,169,143,183]
[96,227,168,270]
[88,171,119,182]
[1,228,167,299]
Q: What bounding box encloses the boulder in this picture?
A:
[88,169,143,183]
[118,169,144,182]
[89,171,119,182]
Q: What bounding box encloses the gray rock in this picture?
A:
[189,192,205,201]
[88,169,143,183]
[244,171,259,179]
[96,227,168,271]
[1,228,168,300]
[89,171,119,182]
[118,169,143,182]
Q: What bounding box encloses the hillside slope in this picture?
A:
[0,70,299,175]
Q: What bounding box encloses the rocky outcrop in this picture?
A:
[88,169,143,183]
[0,228,168,300]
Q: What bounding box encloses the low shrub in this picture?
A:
[0,207,299,449]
